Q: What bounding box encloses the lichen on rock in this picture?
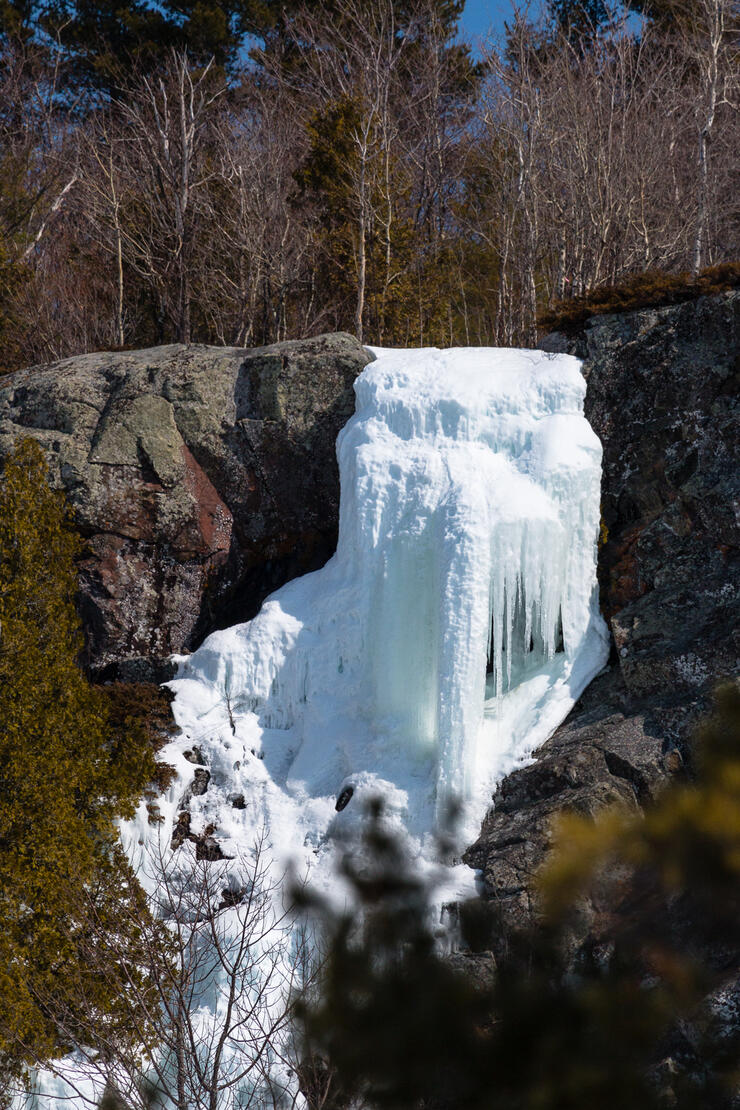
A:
[0,334,371,680]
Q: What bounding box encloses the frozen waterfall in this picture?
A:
[165,345,609,848]
[20,346,609,1108]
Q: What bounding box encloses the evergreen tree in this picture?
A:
[0,0,33,43]
[1,0,266,92]
[548,0,613,37]
[0,439,166,1081]
[254,0,464,47]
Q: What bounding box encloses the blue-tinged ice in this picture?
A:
[166,346,608,848]
[20,346,609,1108]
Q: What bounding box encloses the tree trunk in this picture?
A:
[355,214,366,345]
[175,1009,188,1110]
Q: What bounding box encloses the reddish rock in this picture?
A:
[0,334,372,679]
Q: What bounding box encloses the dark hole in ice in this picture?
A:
[486,588,563,687]
[486,607,497,675]
[335,785,354,812]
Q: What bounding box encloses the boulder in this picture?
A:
[464,666,687,943]
[0,334,372,679]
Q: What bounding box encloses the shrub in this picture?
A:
[0,439,168,1081]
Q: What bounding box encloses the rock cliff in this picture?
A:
[0,334,371,679]
[1,296,736,849]
[466,289,739,937]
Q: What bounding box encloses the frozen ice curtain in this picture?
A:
[170,346,609,845]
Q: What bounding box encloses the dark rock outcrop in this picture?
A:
[0,334,372,680]
[465,666,680,937]
[468,290,739,935]
[582,291,739,701]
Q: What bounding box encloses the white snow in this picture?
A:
[160,345,608,844]
[20,344,609,1108]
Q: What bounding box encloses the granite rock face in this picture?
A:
[0,334,371,679]
[464,666,680,938]
[467,290,739,936]
[582,291,739,702]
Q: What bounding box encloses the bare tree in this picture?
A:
[11,832,313,1110]
[113,52,226,344]
[468,7,739,345]
[672,0,738,274]
[536,23,693,293]
[208,76,317,346]
[475,15,549,345]
[77,120,132,347]
[0,36,79,260]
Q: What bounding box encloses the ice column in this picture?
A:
[173,345,609,832]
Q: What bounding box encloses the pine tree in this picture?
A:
[548,0,613,38]
[0,439,166,1081]
[1,0,266,93]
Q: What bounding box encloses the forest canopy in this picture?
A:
[0,0,737,364]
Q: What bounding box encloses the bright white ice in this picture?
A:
[21,345,609,1108]
[162,345,608,843]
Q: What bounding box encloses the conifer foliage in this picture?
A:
[0,439,164,1083]
[302,684,740,1109]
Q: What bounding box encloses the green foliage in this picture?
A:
[0,439,168,1079]
[295,94,474,347]
[294,95,411,343]
[4,0,468,92]
[296,803,492,1110]
[293,95,358,331]
[538,261,740,336]
[548,0,612,38]
[301,684,740,1109]
[3,0,265,90]
[627,0,698,31]
[255,0,465,52]
[102,681,177,793]
[0,0,33,42]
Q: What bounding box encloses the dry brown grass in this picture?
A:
[538,262,740,337]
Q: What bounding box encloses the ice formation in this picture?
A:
[20,345,609,1108]
[165,345,608,843]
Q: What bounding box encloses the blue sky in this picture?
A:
[458,0,545,44]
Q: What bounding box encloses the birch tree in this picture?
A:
[114,52,226,343]
[207,77,316,346]
[676,0,738,274]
